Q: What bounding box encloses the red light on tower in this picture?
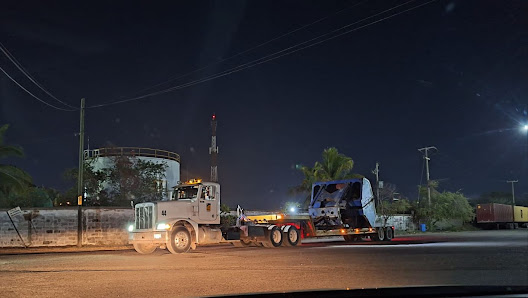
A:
[212,114,216,120]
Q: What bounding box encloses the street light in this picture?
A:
[523,124,528,131]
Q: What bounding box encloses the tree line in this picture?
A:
[1,123,526,217]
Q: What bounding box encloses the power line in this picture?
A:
[130,0,367,96]
[0,42,77,110]
[0,64,76,111]
[90,0,418,108]
[88,0,436,109]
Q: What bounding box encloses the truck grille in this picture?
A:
[135,205,153,229]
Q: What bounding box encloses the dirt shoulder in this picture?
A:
[0,245,133,255]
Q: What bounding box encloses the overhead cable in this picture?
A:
[0,65,76,111]
[131,0,367,96]
[89,0,436,109]
[0,42,77,110]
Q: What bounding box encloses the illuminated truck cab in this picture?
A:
[129,179,222,254]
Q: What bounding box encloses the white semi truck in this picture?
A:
[128,178,394,254]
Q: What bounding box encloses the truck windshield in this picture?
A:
[174,186,199,200]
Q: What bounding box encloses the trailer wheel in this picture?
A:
[283,226,300,246]
[263,226,282,247]
[133,243,157,254]
[372,228,385,241]
[384,228,393,241]
[167,227,191,254]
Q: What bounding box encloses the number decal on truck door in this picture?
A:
[162,210,167,216]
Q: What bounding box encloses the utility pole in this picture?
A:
[77,98,85,247]
[418,146,437,206]
[372,162,380,206]
[506,180,518,224]
[209,114,218,182]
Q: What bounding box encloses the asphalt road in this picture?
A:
[0,230,527,297]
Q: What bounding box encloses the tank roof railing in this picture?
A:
[84,147,180,162]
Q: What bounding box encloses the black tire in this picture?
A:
[232,239,251,247]
[372,228,385,241]
[133,243,157,254]
[384,227,393,241]
[167,227,192,254]
[265,226,283,247]
[283,226,300,246]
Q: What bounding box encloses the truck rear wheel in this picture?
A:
[232,239,251,247]
[167,227,191,254]
[263,226,282,247]
[133,243,157,254]
[372,228,385,241]
[283,226,300,246]
[384,227,393,241]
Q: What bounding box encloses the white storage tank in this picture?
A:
[84,147,180,190]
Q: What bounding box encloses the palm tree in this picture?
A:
[0,124,33,196]
[314,147,355,181]
[294,147,363,207]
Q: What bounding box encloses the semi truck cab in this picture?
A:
[129,179,223,254]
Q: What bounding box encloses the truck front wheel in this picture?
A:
[167,227,192,254]
[133,243,157,254]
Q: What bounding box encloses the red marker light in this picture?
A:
[212,114,216,120]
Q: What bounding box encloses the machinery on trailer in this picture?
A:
[128,178,393,254]
[242,178,394,244]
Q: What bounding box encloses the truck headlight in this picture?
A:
[157,223,171,230]
[128,224,134,232]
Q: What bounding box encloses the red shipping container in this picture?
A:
[476,203,513,223]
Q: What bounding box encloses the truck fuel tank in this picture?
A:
[197,226,223,244]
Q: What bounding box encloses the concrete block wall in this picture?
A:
[376,214,416,231]
[0,208,133,248]
[83,208,133,246]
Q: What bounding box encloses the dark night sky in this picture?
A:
[1,0,527,209]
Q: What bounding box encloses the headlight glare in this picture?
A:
[157,223,171,230]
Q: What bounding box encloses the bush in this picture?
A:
[413,190,474,228]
